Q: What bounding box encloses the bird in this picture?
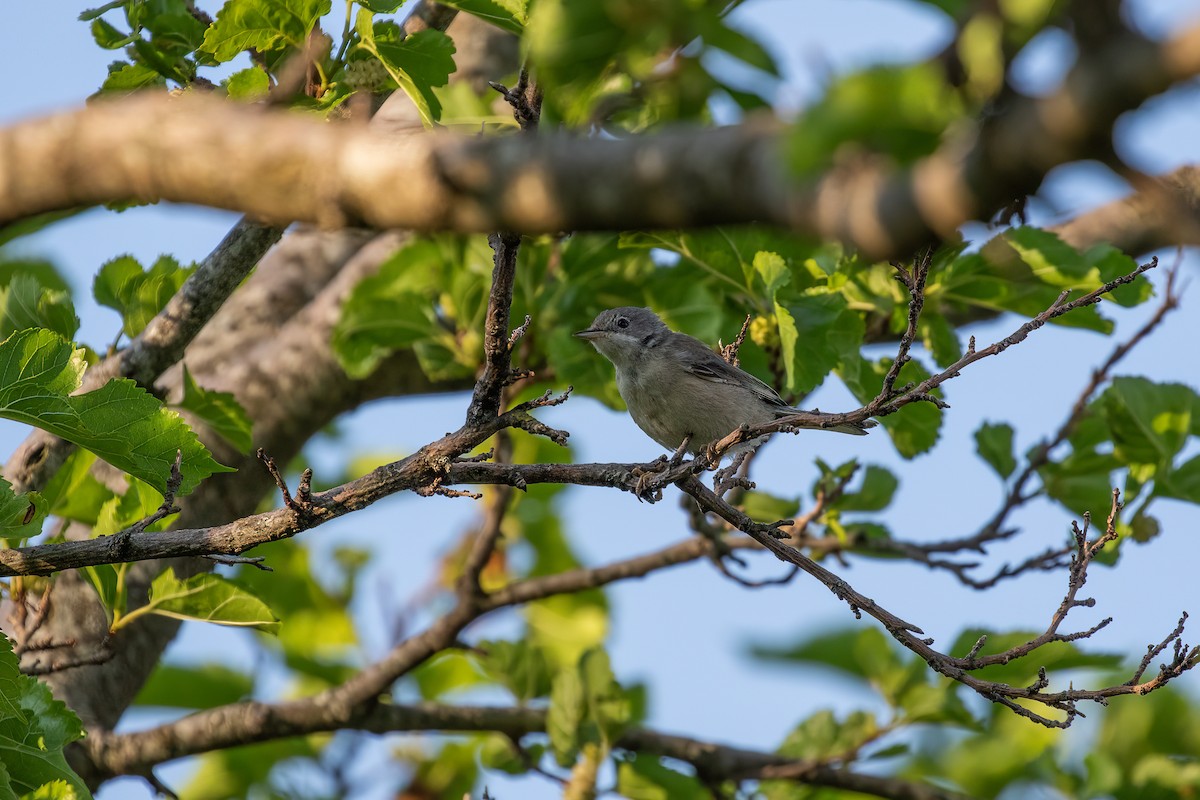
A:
[575,306,873,456]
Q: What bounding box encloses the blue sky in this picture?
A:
[4,1,1200,798]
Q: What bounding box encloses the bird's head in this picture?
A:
[574,306,669,366]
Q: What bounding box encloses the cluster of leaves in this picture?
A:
[1007,375,1200,550]
[523,0,779,127]
[82,0,457,124]
[0,634,90,799]
[0,250,279,646]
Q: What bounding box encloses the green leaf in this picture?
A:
[90,17,137,49]
[0,262,68,294]
[92,478,163,537]
[480,735,545,775]
[580,648,634,744]
[135,663,254,709]
[436,0,527,34]
[619,230,748,289]
[693,14,779,76]
[1091,244,1153,307]
[181,738,320,800]
[547,648,633,766]
[479,640,554,702]
[410,651,485,700]
[99,62,166,94]
[1039,447,1121,518]
[780,293,865,395]
[93,254,193,338]
[1128,509,1161,543]
[403,741,479,800]
[81,566,120,623]
[1159,454,1200,504]
[522,512,609,668]
[1101,377,1197,470]
[332,239,444,377]
[777,709,879,760]
[355,0,406,12]
[0,329,231,495]
[836,465,899,512]
[231,540,357,666]
[0,275,79,342]
[129,568,280,633]
[741,490,800,523]
[176,366,254,453]
[975,421,1016,479]
[200,0,332,62]
[547,663,585,766]
[754,251,790,297]
[839,354,942,458]
[224,67,270,99]
[40,451,114,526]
[357,23,456,126]
[947,628,1123,686]
[617,755,709,800]
[897,680,977,727]
[750,626,902,689]
[918,311,962,368]
[79,2,125,21]
[1005,226,1098,286]
[0,634,91,799]
[773,303,799,391]
[939,246,1111,334]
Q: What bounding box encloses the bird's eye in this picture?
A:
[616,317,629,329]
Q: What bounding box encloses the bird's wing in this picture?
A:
[675,335,790,409]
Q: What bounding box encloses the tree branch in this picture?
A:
[1,23,1197,259]
[82,700,966,800]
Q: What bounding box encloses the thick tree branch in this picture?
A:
[82,701,965,799]
[1,24,1197,259]
[1055,165,1200,254]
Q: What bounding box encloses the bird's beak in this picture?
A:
[574,328,604,340]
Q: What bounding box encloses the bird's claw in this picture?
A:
[630,457,670,503]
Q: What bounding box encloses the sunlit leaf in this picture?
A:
[130,568,280,633]
[201,0,332,62]
[93,254,193,338]
[0,329,231,495]
[437,0,527,34]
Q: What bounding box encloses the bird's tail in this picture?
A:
[775,407,878,435]
[829,420,876,436]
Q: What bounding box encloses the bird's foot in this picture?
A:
[630,456,670,503]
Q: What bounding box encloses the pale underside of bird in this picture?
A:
[575,306,874,455]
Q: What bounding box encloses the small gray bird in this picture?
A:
[575,307,873,454]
